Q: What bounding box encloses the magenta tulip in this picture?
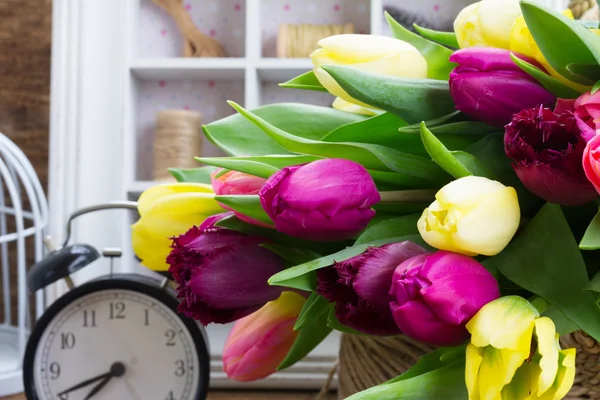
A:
[259,159,380,242]
[449,48,556,127]
[167,218,284,325]
[223,291,305,382]
[316,241,428,335]
[211,169,270,227]
[505,105,598,205]
[390,251,500,346]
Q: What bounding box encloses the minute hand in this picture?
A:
[57,372,112,396]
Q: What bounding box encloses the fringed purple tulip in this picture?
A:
[259,159,381,242]
[167,214,284,325]
[449,48,556,127]
[505,105,598,205]
[316,241,428,335]
[390,251,500,346]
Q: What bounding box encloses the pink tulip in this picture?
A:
[575,90,600,131]
[222,291,306,382]
[583,133,600,194]
[211,169,270,227]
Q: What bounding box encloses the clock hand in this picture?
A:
[57,371,112,396]
[82,362,126,400]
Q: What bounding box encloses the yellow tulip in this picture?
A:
[417,176,520,256]
[131,182,224,271]
[331,97,379,116]
[509,10,591,93]
[454,0,522,49]
[465,296,576,400]
[310,34,427,109]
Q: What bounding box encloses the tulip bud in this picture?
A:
[389,251,500,346]
[211,169,270,227]
[223,291,306,382]
[583,133,600,194]
[453,0,521,49]
[574,90,600,131]
[316,241,428,335]
[449,48,556,127]
[505,105,598,205]
[259,159,381,242]
[417,176,520,257]
[167,224,284,325]
[131,183,225,271]
[311,34,427,109]
[466,296,576,400]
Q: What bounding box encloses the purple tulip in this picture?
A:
[316,241,428,335]
[389,251,500,346]
[167,214,284,325]
[449,48,556,127]
[505,105,598,205]
[259,159,381,242]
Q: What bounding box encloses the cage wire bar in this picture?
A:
[0,132,49,396]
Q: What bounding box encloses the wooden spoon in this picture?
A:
[152,0,227,57]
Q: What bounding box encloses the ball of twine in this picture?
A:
[153,109,202,181]
[277,23,354,58]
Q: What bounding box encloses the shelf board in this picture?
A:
[257,58,313,82]
[130,58,247,80]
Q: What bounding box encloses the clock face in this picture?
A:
[24,280,208,400]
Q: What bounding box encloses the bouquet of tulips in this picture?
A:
[132,0,600,398]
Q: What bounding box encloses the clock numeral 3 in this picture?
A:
[49,362,61,379]
[165,329,176,346]
[174,360,185,377]
[109,301,126,319]
[165,391,175,400]
[60,333,76,350]
[83,310,96,327]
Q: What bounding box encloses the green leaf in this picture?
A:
[387,345,467,384]
[260,243,322,266]
[279,70,327,92]
[373,201,432,214]
[277,302,332,370]
[213,195,273,226]
[420,122,494,179]
[228,101,447,184]
[322,66,456,124]
[294,294,330,331]
[542,305,579,336]
[269,234,425,290]
[322,112,409,144]
[327,308,366,335]
[587,271,600,292]
[510,53,582,99]
[385,12,455,80]
[520,0,600,85]
[580,211,600,250]
[567,63,600,83]
[168,166,217,183]
[413,24,459,48]
[355,214,421,245]
[346,360,467,400]
[484,203,600,342]
[592,80,600,95]
[195,155,321,179]
[398,121,498,137]
[203,103,365,156]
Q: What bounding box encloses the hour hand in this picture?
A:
[57,372,111,396]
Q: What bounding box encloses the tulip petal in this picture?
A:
[315,34,424,64]
[454,3,484,49]
[453,186,520,256]
[137,183,214,216]
[532,318,559,396]
[476,0,521,49]
[551,349,576,400]
[436,176,508,211]
[477,346,528,400]
[466,296,538,352]
[332,97,379,116]
[501,361,536,400]
[466,343,484,400]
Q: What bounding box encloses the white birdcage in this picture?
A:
[0,132,48,396]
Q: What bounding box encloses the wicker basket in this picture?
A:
[277,23,354,58]
[152,109,202,181]
[337,331,600,399]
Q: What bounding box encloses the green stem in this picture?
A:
[379,190,436,203]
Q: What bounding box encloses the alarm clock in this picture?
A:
[22,202,210,400]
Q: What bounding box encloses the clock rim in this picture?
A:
[22,275,210,400]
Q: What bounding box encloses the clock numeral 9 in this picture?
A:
[49,362,60,380]
[83,310,96,327]
[109,301,126,319]
[165,329,176,346]
[174,359,185,377]
[60,333,76,350]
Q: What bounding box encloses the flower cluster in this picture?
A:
[129,0,600,398]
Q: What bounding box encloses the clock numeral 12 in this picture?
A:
[60,333,76,350]
[83,310,96,327]
[109,301,126,319]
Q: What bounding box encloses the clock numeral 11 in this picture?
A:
[83,310,96,327]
